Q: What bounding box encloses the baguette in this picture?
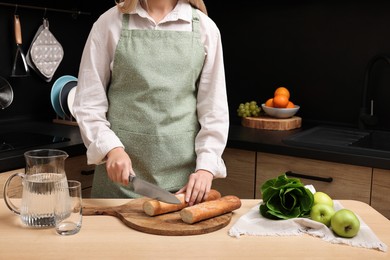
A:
[143,189,221,216]
[180,195,241,224]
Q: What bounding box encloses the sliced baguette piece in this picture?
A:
[180,195,241,224]
[143,189,221,216]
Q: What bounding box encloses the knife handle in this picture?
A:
[14,15,22,45]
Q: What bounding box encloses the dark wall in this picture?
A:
[1,0,390,131]
[0,0,113,123]
[207,0,390,129]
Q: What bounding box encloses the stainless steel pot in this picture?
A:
[0,76,14,109]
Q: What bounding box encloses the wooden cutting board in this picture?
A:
[82,197,233,236]
[242,115,302,130]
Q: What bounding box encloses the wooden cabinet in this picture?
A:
[65,155,95,198]
[255,152,372,204]
[212,148,256,199]
[203,149,387,218]
[0,155,94,199]
[371,168,390,219]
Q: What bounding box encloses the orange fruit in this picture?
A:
[273,95,289,108]
[274,87,290,99]
[286,101,295,108]
[265,98,274,107]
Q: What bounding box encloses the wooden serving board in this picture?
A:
[242,115,302,130]
[82,197,233,236]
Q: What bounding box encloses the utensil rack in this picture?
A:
[0,2,91,18]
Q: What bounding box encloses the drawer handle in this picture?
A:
[285,171,333,183]
[81,170,95,176]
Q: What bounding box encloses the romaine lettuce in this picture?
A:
[260,174,314,220]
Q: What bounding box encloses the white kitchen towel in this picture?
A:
[228,200,388,252]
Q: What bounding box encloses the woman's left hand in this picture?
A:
[176,170,214,206]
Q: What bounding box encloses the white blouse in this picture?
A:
[73,0,229,178]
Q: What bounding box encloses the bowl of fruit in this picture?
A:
[261,104,300,119]
[262,87,300,119]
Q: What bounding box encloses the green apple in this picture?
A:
[331,209,360,238]
[310,203,335,227]
[313,191,333,207]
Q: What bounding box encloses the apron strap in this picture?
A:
[191,8,201,34]
[122,13,130,30]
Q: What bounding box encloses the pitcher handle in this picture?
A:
[3,172,24,215]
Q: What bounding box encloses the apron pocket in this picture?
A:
[115,129,198,191]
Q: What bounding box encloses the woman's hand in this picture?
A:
[105,147,134,185]
[176,170,214,206]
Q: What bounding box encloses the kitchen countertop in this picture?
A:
[0,199,388,259]
[227,124,390,170]
[0,120,389,173]
[0,120,85,172]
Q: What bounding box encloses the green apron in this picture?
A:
[91,8,205,197]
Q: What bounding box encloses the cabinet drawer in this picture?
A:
[371,168,390,219]
[212,148,256,199]
[255,152,372,204]
[65,155,94,198]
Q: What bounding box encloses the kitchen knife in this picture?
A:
[129,175,181,204]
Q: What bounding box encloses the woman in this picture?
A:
[73,0,228,206]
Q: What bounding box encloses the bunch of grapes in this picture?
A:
[237,101,261,117]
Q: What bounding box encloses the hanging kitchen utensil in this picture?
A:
[26,21,44,79]
[26,18,64,82]
[0,76,14,109]
[11,15,29,77]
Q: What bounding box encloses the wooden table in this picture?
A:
[0,199,389,259]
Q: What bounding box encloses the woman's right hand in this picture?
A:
[105,147,134,185]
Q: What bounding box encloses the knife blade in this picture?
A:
[129,175,181,204]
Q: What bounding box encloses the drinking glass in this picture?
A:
[55,180,82,235]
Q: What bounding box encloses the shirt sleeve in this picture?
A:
[72,18,124,165]
[195,13,229,179]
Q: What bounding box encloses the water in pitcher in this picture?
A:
[20,173,69,227]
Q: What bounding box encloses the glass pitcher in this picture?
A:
[3,149,69,228]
